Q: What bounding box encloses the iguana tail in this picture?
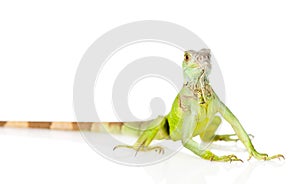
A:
[0,121,150,137]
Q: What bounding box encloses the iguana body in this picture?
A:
[0,49,284,162]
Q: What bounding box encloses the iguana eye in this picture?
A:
[184,53,189,62]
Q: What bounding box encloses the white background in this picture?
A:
[0,1,300,184]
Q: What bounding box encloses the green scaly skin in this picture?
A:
[115,48,284,162]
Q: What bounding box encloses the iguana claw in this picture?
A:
[248,151,285,161]
[209,154,243,163]
[202,150,243,162]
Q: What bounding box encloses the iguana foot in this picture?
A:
[113,145,165,155]
[214,134,254,142]
[201,150,243,162]
[248,151,285,161]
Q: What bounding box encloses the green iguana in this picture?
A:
[0,48,284,162]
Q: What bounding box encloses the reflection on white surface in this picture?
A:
[0,128,293,184]
[145,153,285,184]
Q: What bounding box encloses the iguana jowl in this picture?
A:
[0,49,284,162]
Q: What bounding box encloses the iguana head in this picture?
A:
[182,48,211,84]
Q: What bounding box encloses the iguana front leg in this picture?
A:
[218,101,284,160]
[180,96,242,162]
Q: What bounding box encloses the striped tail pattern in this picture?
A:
[0,121,145,136]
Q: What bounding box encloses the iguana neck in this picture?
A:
[184,74,213,103]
